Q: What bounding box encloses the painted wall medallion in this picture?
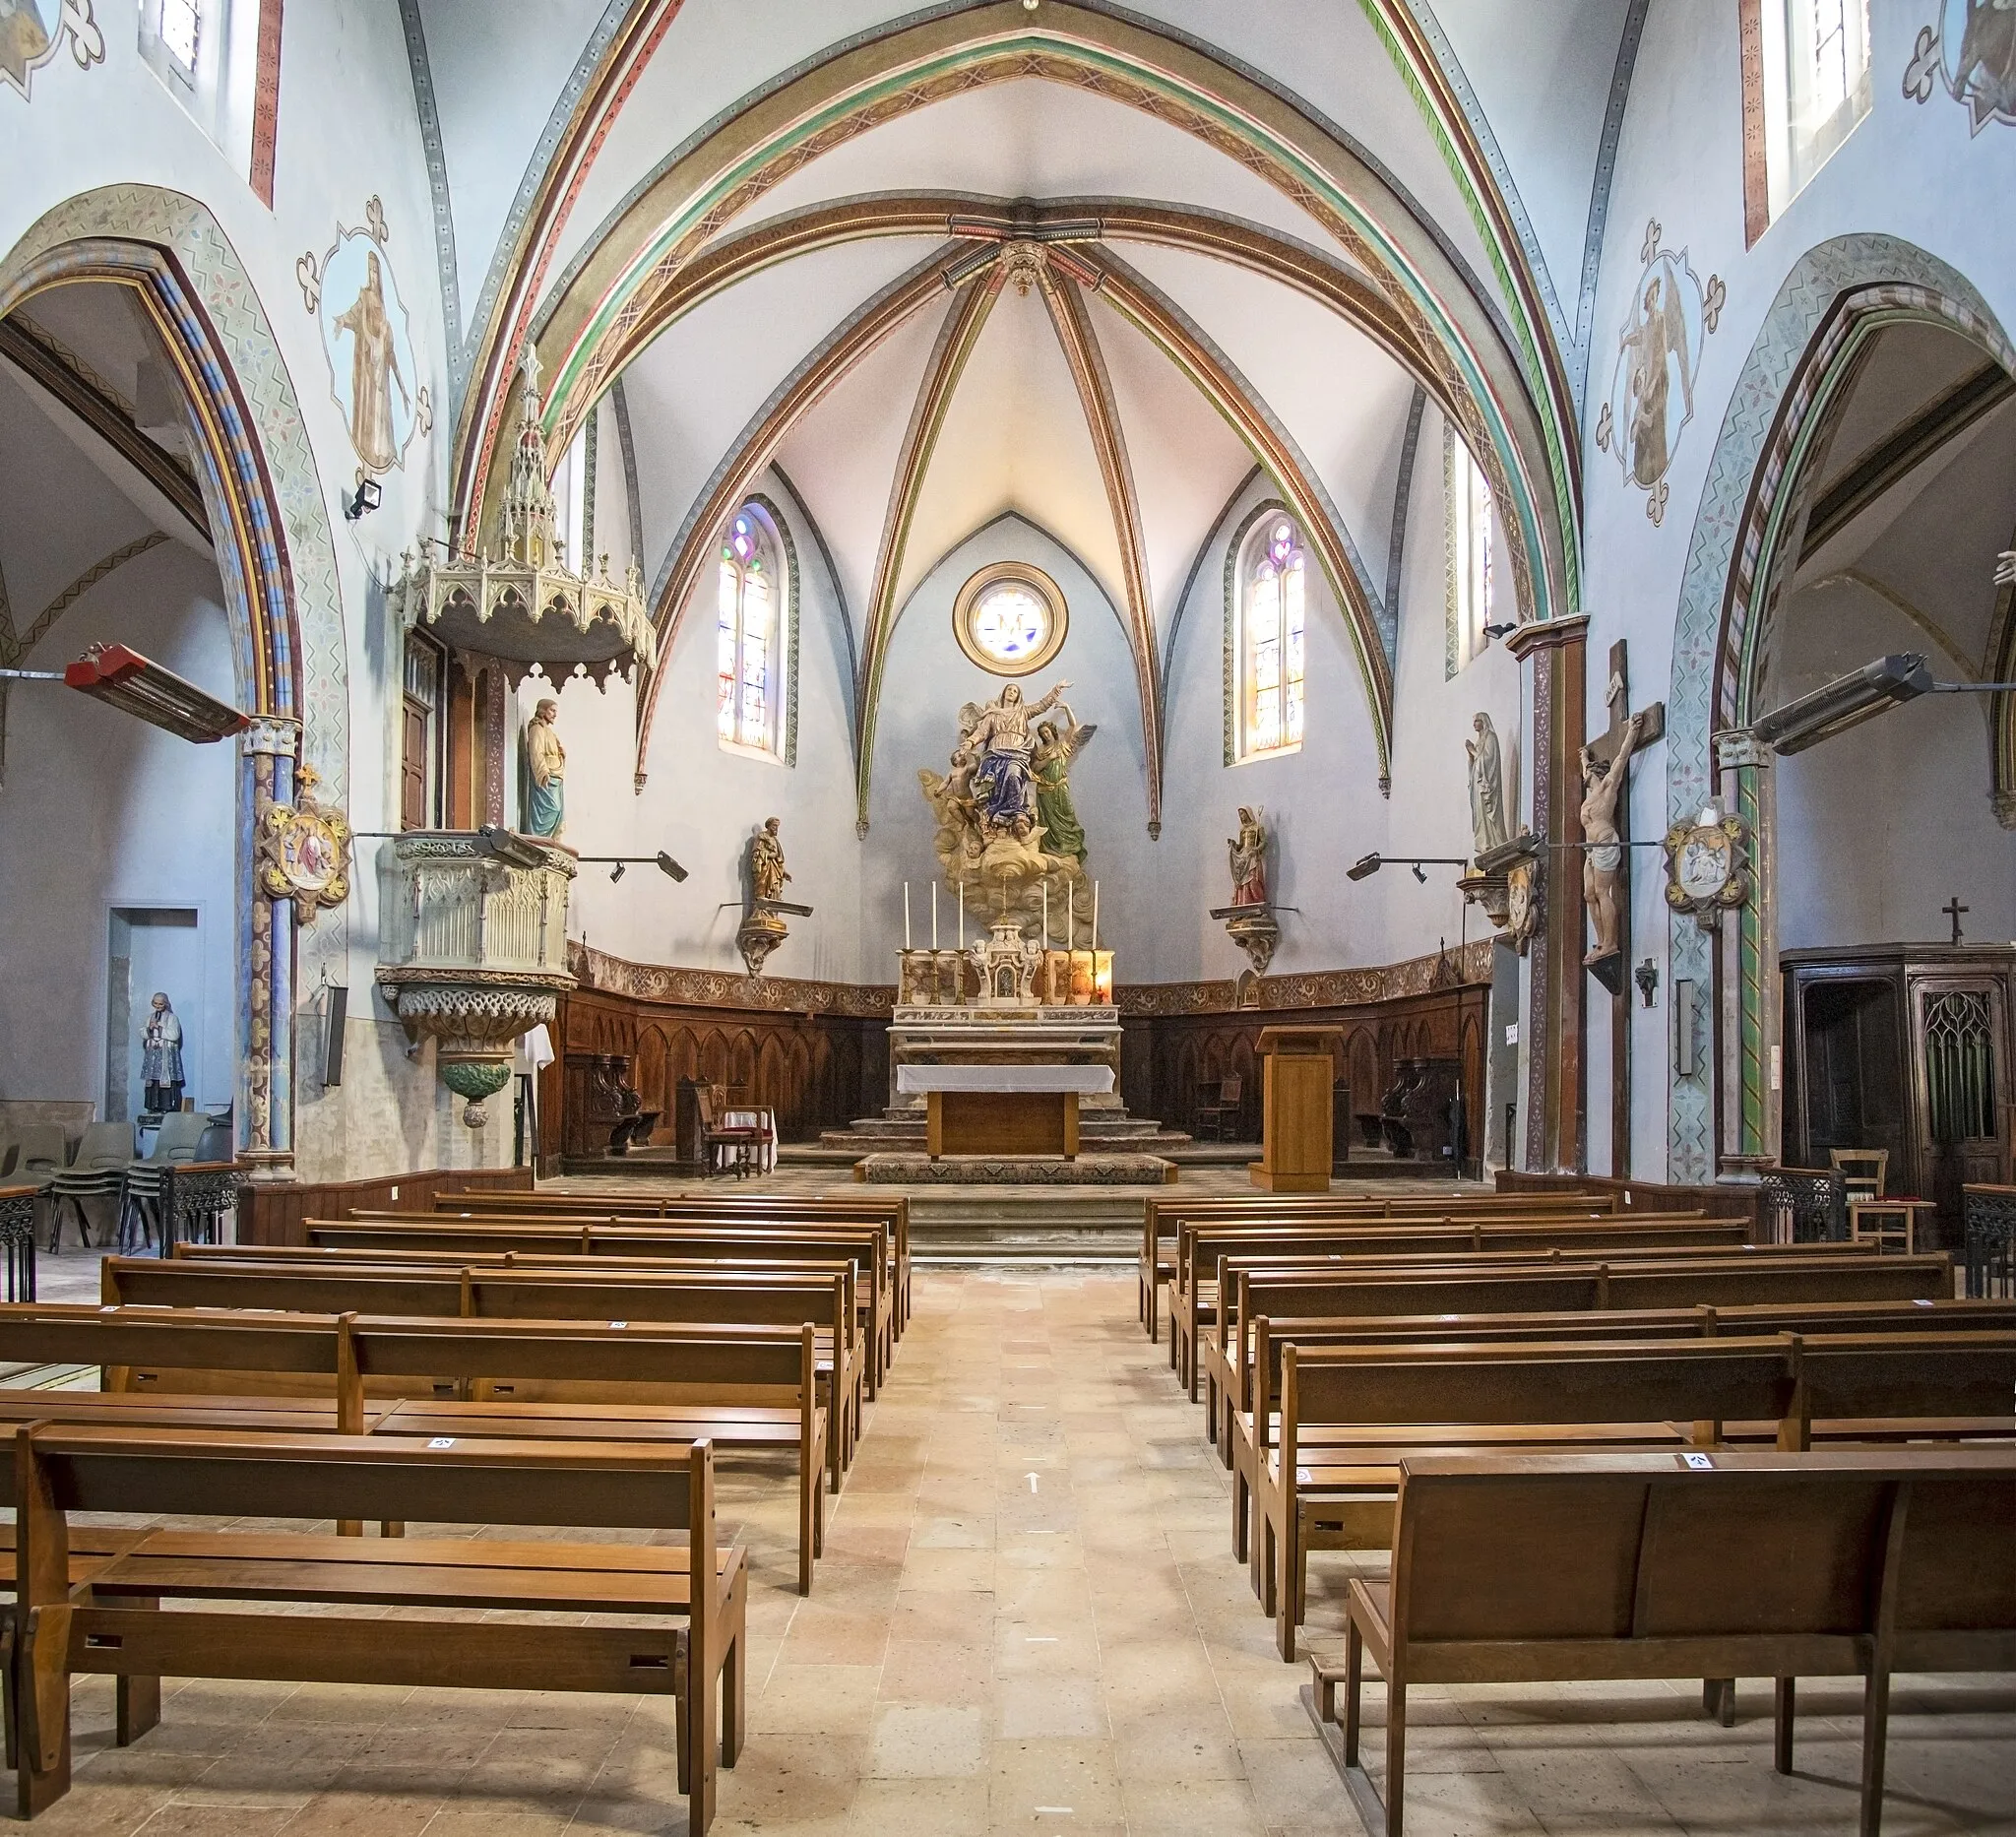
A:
[1905,3,2016,132]
[256,763,352,924]
[304,197,426,477]
[1662,802,1750,929]
[1596,221,1724,527]
[0,0,102,98]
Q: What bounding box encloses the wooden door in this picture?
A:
[1910,976,2011,1228]
[399,696,429,830]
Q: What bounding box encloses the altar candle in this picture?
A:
[959,877,965,949]
[932,883,939,949]
[1093,881,1100,951]
[1042,881,1049,946]
[1066,881,1074,945]
[904,882,912,950]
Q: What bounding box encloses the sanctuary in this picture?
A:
[3,2,2016,1832]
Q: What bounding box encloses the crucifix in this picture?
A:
[1945,896,1969,946]
[1582,640,1665,1180]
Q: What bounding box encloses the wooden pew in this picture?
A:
[1140,1189,1632,1338]
[0,1304,831,1596]
[314,1218,896,1390]
[100,1261,862,1488]
[1259,1328,2016,1661]
[431,1190,914,1333]
[1226,1295,2016,1543]
[6,1424,745,1833]
[1307,1447,2016,1837]
[1166,1213,1722,1384]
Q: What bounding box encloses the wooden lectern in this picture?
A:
[1249,1026,1343,1193]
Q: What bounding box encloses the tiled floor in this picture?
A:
[27,1268,2016,1834]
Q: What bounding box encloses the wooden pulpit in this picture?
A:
[1249,1026,1344,1193]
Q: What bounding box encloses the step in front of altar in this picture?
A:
[856,1152,1175,1186]
[820,1109,1192,1153]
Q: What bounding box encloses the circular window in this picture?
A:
[952,563,1068,676]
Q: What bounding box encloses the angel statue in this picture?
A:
[1228,807,1268,907]
[1032,705,1095,863]
[967,678,1070,842]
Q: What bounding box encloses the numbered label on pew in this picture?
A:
[428,1438,456,1449]
[1680,1452,1713,1470]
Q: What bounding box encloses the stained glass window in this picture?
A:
[159,0,202,74]
[972,584,1050,665]
[1239,518,1305,760]
[1449,434,1495,673]
[718,506,785,755]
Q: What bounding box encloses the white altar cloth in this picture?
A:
[897,1064,1114,1096]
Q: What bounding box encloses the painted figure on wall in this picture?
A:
[968,678,1069,841]
[523,698,565,838]
[1580,711,1643,965]
[1032,706,1095,863]
[141,992,184,1114]
[1597,223,1720,526]
[750,817,789,903]
[1914,0,2016,131]
[1466,713,1509,862]
[333,252,410,472]
[0,0,53,89]
[1228,807,1268,906]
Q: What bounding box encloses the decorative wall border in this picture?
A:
[0,184,350,1171]
[1663,234,2013,1183]
[570,941,895,1015]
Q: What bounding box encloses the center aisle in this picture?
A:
[724,1266,1347,1835]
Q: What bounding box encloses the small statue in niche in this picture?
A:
[141,992,185,1114]
[750,816,789,903]
[1228,807,1269,906]
[1032,705,1095,863]
[1580,710,1643,965]
[522,697,565,838]
[1466,713,1509,863]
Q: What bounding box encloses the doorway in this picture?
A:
[105,908,203,1121]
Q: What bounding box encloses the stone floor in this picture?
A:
[21,1268,2016,1834]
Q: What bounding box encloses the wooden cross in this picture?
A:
[1945,896,1969,946]
[1585,639,1666,770]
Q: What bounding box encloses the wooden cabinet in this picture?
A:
[1782,945,2016,1247]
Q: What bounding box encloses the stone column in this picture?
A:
[1715,728,1780,1173]
[1504,615,1590,1172]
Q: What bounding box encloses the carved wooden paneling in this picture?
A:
[553,986,886,1154]
[239,1165,533,1246]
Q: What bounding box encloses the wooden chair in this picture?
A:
[1192,1076,1243,1142]
[1849,1197,1935,1256]
[694,1086,771,1178]
[1830,1147,1889,1202]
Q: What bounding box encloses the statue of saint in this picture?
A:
[1466,713,1509,862]
[332,251,410,473]
[750,816,789,903]
[1228,806,1268,906]
[523,698,565,838]
[141,992,184,1114]
[968,679,1069,841]
[1032,705,1095,863]
[1579,710,1642,964]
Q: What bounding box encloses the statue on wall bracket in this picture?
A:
[1212,807,1280,981]
[255,763,351,924]
[738,816,813,976]
[918,678,1095,944]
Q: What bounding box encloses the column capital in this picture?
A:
[1502,614,1590,662]
[1715,728,1777,771]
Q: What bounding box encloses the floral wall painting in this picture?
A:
[301,198,429,478]
[1,0,102,99]
[1596,221,1725,527]
[1906,1,2016,133]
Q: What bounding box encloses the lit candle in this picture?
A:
[932,882,939,950]
[1066,881,1074,947]
[1092,881,1100,951]
[904,882,912,951]
[1042,880,1049,946]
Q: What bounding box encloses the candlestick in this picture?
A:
[932,882,939,949]
[904,882,912,951]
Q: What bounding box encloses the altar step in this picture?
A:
[778,1139,1252,1168]
[818,1110,1192,1153]
[904,1188,1149,1261]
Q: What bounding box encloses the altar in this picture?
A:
[897,1060,1113,1160]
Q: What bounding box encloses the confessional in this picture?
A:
[1780,943,2016,1247]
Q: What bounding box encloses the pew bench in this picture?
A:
[1305,1447,2016,1837]
[5,1425,746,1835]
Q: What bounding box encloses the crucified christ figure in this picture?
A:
[1580,711,1642,966]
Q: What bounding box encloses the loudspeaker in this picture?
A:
[323,984,348,1087]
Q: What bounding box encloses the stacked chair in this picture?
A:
[1142,1184,2016,1837]
[42,1119,135,1251]
[118,1110,213,1249]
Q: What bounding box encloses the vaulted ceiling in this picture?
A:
[407,0,1642,816]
